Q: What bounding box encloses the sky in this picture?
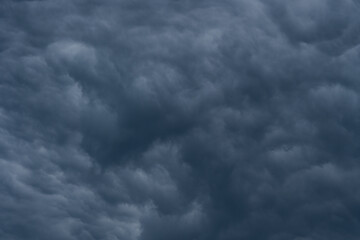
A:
[1,0,360,239]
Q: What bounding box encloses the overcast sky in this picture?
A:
[1,0,360,239]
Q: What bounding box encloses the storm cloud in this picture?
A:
[1,0,360,239]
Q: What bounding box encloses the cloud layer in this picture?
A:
[1,0,360,239]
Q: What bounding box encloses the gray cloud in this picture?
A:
[1,0,360,239]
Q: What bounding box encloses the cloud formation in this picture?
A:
[1,0,360,239]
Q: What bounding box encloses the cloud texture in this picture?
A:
[1,0,360,239]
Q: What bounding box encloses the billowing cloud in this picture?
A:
[1,0,360,239]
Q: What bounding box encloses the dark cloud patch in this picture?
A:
[1,0,360,239]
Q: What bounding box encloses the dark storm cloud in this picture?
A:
[1,0,360,239]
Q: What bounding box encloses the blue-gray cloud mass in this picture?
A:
[1,0,360,239]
